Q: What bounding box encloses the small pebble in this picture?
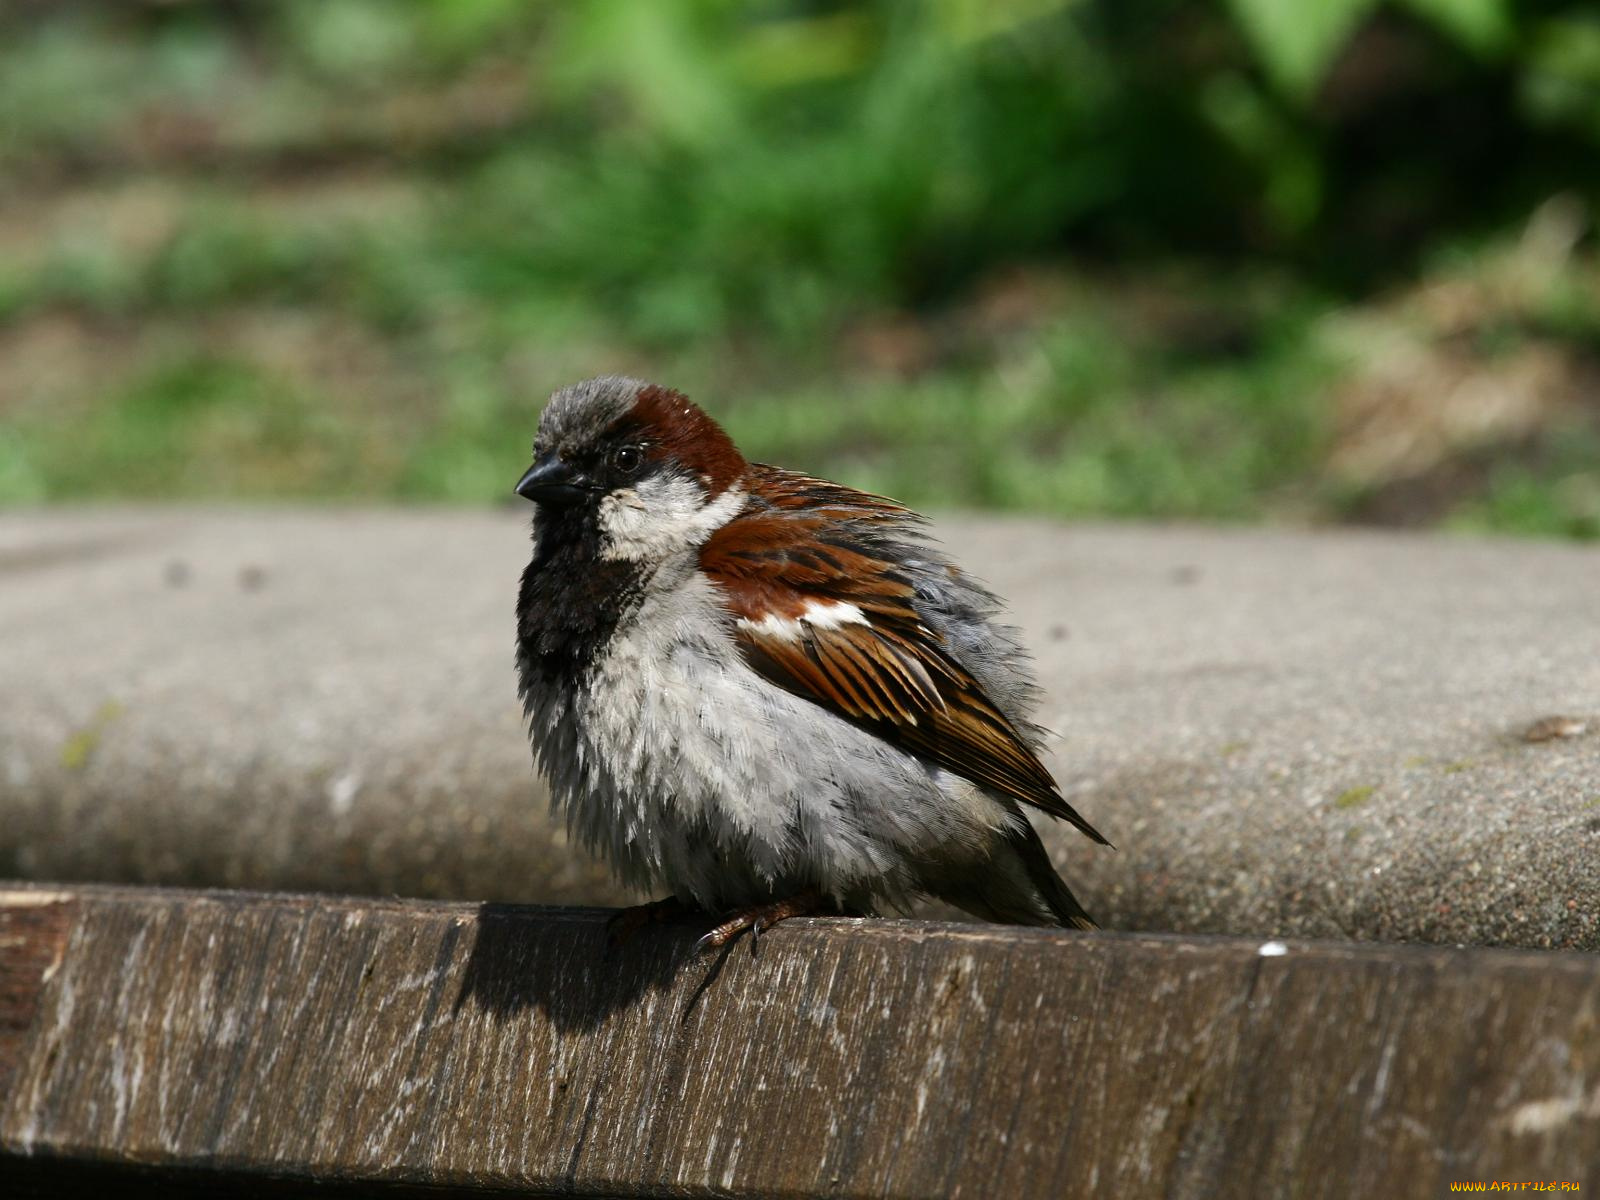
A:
[1524,716,1588,743]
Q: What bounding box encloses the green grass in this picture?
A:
[0,302,1338,516]
[1445,425,1600,541]
[1,2,1597,534]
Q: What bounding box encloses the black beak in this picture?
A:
[514,454,588,507]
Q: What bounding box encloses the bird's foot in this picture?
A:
[607,896,690,945]
[695,890,830,956]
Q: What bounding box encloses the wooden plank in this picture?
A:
[0,890,76,1102]
[1,883,1597,1198]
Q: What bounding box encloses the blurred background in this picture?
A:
[1,0,1598,538]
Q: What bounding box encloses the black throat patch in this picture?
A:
[515,507,649,694]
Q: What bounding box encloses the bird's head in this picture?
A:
[516,376,749,564]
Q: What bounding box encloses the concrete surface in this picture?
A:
[8,884,1599,1198]
[1,507,1596,949]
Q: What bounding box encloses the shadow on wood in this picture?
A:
[456,900,729,1031]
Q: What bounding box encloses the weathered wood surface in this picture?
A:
[1,883,1597,1198]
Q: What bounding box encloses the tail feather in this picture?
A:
[1007,820,1098,931]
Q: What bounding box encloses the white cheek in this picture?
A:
[599,479,745,561]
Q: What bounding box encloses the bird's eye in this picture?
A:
[612,444,644,474]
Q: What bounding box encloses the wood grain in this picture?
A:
[0,889,75,1102]
[1,883,1597,1198]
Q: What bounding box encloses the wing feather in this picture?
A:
[703,467,1109,845]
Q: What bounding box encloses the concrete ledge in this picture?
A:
[2,509,1598,948]
[2,883,1597,1197]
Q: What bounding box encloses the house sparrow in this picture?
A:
[515,376,1108,948]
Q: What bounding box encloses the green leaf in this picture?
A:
[1225,0,1378,99]
[1395,0,1512,56]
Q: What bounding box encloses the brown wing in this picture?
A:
[702,471,1108,845]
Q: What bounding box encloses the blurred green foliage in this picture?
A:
[1,0,1597,536]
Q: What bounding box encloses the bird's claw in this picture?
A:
[693,892,826,955]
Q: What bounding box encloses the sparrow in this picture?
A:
[514,376,1108,948]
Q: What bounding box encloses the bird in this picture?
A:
[513,376,1109,949]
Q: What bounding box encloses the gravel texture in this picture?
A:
[2,507,1595,949]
